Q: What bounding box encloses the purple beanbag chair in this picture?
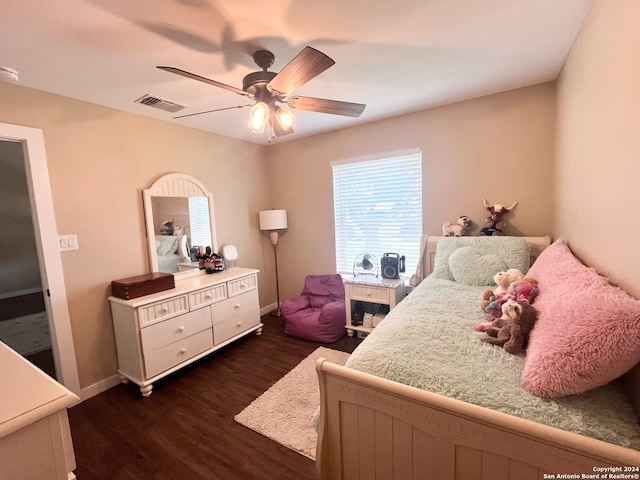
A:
[281,274,346,343]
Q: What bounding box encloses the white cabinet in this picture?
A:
[343,275,406,337]
[0,342,78,480]
[109,268,261,396]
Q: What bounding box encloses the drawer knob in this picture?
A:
[366,291,371,296]
[236,322,242,327]
[234,304,240,309]
[161,307,169,313]
[178,326,185,333]
[180,348,186,354]
[240,283,246,289]
[205,294,212,300]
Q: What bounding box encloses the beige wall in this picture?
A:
[0,78,557,392]
[2,0,633,403]
[0,83,270,389]
[555,0,640,298]
[268,83,557,300]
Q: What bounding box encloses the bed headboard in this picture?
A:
[423,236,552,277]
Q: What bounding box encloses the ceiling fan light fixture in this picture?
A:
[248,101,270,133]
[158,46,366,137]
[274,106,295,130]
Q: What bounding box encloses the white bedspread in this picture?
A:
[346,276,640,450]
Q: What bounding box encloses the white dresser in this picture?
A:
[109,268,261,396]
[0,342,78,480]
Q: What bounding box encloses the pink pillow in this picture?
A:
[522,239,640,398]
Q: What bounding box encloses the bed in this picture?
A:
[155,234,189,273]
[316,236,640,479]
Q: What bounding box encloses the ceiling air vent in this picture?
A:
[134,94,187,113]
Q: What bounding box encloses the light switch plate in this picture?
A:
[58,234,79,251]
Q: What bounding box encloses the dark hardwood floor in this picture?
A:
[0,291,45,320]
[68,314,361,480]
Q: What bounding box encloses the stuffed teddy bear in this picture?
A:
[476,269,528,332]
[480,268,525,313]
[482,300,538,355]
[494,269,525,296]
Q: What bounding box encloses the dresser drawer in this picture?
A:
[213,308,260,346]
[349,284,390,304]
[227,274,257,297]
[189,284,227,309]
[140,308,212,351]
[144,329,213,378]
[138,295,189,327]
[210,289,259,324]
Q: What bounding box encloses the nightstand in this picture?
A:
[343,275,406,337]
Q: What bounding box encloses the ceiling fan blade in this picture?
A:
[266,46,335,96]
[286,96,366,118]
[173,104,252,119]
[157,66,252,98]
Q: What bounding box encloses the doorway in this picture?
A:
[0,122,80,396]
[0,140,55,376]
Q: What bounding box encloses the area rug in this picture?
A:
[234,346,350,460]
[0,311,50,355]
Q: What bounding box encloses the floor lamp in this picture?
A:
[259,209,288,317]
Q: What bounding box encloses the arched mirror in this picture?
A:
[143,173,218,276]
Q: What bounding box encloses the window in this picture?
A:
[188,197,212,248]
[332,150,422,275]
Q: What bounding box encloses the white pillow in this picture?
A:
[156,235,178,256]
[448,247,507,285]
[432,236,530,281]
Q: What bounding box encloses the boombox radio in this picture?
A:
[381,252,405,279]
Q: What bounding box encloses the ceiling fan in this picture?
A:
[157,46,366,137]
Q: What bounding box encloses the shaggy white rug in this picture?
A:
[234,346,350,460]
[0,311,50,355]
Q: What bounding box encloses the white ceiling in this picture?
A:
[1,0,592,145]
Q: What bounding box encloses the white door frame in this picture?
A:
[0,122,80,396]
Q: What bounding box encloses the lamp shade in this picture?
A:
[259,210,288,231]
[248,102,270,134]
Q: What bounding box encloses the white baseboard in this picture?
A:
[260,303,277,316]
[79,373,121,402]
[0,287,43,300]
[79,304,280,402]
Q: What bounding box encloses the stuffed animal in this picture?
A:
[494,269,525,296]
[480,268,525,311]
[160,219,174,235]
[475,297,517,332]
[482,300,538,355]
[498,297,519,321]
[479,198,518,236]
[506,278,539,304]
[442,216,473,236]
[476,269,526,331]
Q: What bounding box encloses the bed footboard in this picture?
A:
[316,359,640,480]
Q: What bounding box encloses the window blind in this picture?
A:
[332,151,422,275]
[188,197,212,249]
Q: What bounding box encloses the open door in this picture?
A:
[0,122,80,396]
